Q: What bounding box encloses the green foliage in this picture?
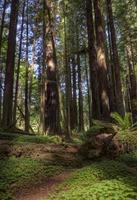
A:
[118,150,137,167]
[0,157,64,200]
[0,132,62,145]
[46,157,137,200]
[111,112,137,147]
[111,112,132,130]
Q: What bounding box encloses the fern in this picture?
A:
[111,112,132,130]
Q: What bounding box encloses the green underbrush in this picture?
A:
[0,157,64,200]
[0,132,62,144]
[46,150,137,200]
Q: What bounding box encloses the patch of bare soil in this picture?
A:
[13,171,72,200]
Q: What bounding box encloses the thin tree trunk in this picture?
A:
[0,0,6,57]
[29,36,35,110]
[13,0,25,124]
[107,15,116,112]
[77,53,84,131]
[64,10,71,138]
[76,24,84,131]
[40,0,46,134]
[72,56,78,129]
[2,0,19,129]
[25,0,30,132]
[0,0,7,124]
[125,75,131,113]
[85,53,92,127]
[126,45,137,122]
[93,0,110,120]
[86,0,101,120]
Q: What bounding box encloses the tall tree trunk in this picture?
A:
[106,0,125,116]
[2,0,19,129]
[107,15,117,112]
[93,0,110,120]
[13,0,25,124]
[77,52,84,131]
[72,56,78,129]
[125,75,131,113]
[64,9,71,138]
[29,36,35,110]
[0,0,7,125]
[76,24,84,131]
[40,0,46,133]
[86,0,101,120]
[0,0,6,58]
[44,0,60,134]
[126,45,137,122]
[25,0,30,132]
[85,53,92,127]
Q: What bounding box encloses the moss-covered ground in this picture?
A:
[46,151,137,200]
[0,157,65,200]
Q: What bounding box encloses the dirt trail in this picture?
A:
[13,171,72,200]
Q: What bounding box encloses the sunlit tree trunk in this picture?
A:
[86,0,101,120]
[44,0,60,134]
[93,0,110,120]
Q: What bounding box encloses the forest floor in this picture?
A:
[13,171,72,200]
[0,132,137,200]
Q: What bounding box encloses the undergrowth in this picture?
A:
[0,132,62,144]
[0,157,64,200]
[46,150,137,200]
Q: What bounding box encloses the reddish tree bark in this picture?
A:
[44,0,60,134]
[106,0,125,116]
[86,0,101,120]
[3,0,19,129]
[93,0,110,120]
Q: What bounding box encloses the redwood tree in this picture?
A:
[2,0,19,129]
[93,0,110,120]
[44,0,60,134]
[106,0,125,116]
[86,0,101,120]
